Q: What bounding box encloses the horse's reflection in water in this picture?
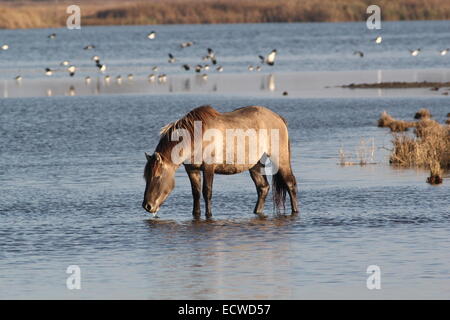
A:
[145,213,299,231]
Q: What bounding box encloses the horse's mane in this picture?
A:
[156,105,221,156]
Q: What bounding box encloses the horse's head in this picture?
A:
[142,152,176,214]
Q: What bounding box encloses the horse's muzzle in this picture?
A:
[142,202,158,214]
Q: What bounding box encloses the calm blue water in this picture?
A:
[1,21,450,79]
[0,22,450,299]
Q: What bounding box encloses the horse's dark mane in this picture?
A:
[155,105,221,158]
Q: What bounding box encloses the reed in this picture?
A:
[382,110,450,184]
[3,0,450,29]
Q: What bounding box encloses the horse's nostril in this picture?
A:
[143,203,152,212]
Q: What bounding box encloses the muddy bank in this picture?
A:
[342,81,450,89]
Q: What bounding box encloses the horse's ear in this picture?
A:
[154,152,162,163]
[145,152,152,161]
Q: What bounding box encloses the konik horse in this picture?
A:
[143,105,298,217]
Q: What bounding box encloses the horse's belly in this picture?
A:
[214,164,253,175]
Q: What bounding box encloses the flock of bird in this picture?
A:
[353,35,449,58]
[2,31,449,86]
[2,30,277,85]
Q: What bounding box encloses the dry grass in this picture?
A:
[2,0,450,29]
[414,108,432,120]
[378,111,416,132]
[339,138,376,166]
[381,110,450,184]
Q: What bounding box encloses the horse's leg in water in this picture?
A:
[186,169,202,217]
[202,166,215,218]
[249,165,270,215]
[278,167,299,214]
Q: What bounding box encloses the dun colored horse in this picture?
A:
[143,105,298,217]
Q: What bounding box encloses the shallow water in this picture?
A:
[1,94,449,299]
[1,22,450,299]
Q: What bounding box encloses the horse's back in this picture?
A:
[217,106,287,130]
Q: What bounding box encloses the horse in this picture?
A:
[142,105,298,218]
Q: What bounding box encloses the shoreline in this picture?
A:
[3,69,450,99]
[1,0,450,30]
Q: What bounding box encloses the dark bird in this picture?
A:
[207,48,217,65]
[168,53,176,63]
[84,44,96,50]
[96,62,106,72]
[182,64,190,71]
[45,68,54,76]
[353,50,364,57]
[48,33,56,39]
[195,65,203,73]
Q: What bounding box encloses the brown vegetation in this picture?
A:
[2,0,450,29]
[377,111,416,132]
[378,110,450,184]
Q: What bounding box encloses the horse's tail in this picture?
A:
[272,170,287,213]
[272,132,291,213]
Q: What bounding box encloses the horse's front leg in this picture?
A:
[186,169,202,218]
[202,166,215,218]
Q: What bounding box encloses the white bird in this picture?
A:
[48,33,56,39]
[256,66,262,71]
[409,48,421,56]
[147,31,156,39]
[158,74,167,83]
[127,74,134,80]
[91,55,100,62]
[216,66,223,72]
[202,74,208,81]
[152,66,159,72]
[60,60,70,66]
[248,65,254,71]
[259,49,277,66]
[15,75,22,83]
[148,74,156,82]
[439,48,449,56]
[374,36,382,44]
[83,44,95,50]
[204,64,210,71]
[104,75,111,83]
[67,65,76,77]
[1,44,9,50]
[116,75,122,84]
[180,41,194,48]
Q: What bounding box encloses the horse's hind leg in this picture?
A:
[249,165,270,215]
[186,169,201,218]
[278,167,299,214]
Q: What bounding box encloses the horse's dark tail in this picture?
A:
[272,170,287,213]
